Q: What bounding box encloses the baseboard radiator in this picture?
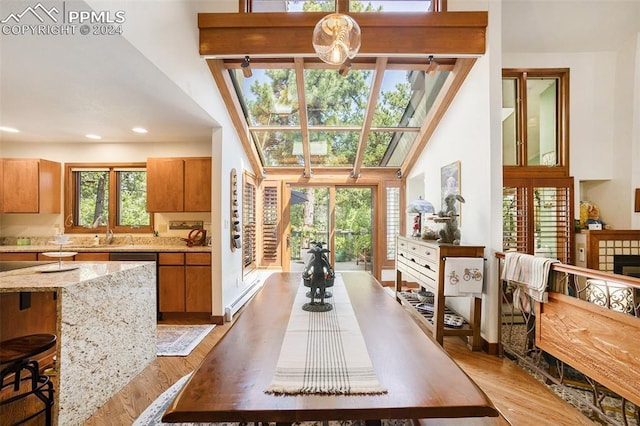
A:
[224,278,263,322]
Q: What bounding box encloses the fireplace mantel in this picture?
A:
[586,229,640,272]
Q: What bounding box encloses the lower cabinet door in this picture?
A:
[185,266,212,312]
[158,266,186,312]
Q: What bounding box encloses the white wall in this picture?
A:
[85,0,238,125]
[405,0,502,343]
[96,0,261,316]
[504,41,639,229]
[634,34,640,229]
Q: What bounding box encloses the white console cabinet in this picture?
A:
[395,236,484,350]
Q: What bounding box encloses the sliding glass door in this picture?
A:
[288,186,373,273]
[335,187,373,273]
[289,187,329,272]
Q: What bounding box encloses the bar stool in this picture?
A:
[0,333,56,426]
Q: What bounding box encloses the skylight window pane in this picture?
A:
[251,130,303,166]
[350,0,432,12]
[287,0,335,11]
[373,70,448,129]
[304,69,372,127]
[252,0,335,12]
[363,131,418,167]
[231,68,300,127]
[309,131,359,166]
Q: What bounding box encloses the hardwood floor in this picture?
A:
[84,308,594,426]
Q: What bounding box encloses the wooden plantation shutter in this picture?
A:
[261,182,280,266]
[503,186,529,254]
[243,173,257,274]
[503,177,574,264]
[385,185,401,262]
[534,185,572,264]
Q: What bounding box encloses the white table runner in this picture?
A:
[265,274,387,395]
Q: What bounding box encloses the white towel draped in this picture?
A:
[442,257,484,296]
[501,252,559,304]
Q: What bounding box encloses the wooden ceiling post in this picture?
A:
[294,58,312,179]
[351,57,387,179]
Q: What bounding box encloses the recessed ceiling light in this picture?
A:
[132,127,148,134]
[85,134,102,140]
[0,126,20,133]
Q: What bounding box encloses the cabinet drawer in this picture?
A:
[159,252,185,265]
[397,256,437,290]
[398,251,437,280]
[186,252,211,265]
[406,242,438,264]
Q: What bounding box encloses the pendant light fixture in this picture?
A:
[312,13,361,66]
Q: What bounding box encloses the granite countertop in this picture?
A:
[0,236,211,253]
[0,261,154,291]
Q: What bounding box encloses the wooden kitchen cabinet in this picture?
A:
[185,253,212,312]
[1,158,61,213]
[0,252,38,261]
[158,252,211,313]
[146,157,211,212]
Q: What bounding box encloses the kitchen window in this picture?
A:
[64,163,153,234]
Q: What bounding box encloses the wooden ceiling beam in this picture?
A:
[264,167,400,183]
[223,58,455,72]
[198,12,487,57]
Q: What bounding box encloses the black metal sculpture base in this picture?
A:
[302,302,333,312]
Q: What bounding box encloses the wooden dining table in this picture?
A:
[162,272,499,424]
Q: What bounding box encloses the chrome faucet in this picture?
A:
[105,222,114,245]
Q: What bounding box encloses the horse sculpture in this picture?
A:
[302,241,335,312]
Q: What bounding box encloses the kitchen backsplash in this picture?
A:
[1,235,208,247]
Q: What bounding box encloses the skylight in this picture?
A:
[229,62,450,171]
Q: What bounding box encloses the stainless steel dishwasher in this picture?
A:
[109,252,159,318]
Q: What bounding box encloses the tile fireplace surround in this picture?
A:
[586,230,640,272]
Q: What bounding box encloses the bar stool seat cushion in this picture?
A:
[0,334,57,365]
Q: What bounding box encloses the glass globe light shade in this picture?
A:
[312,13,361,66]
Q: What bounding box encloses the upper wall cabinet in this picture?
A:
[146,157,212,212]
[1,158,61,213]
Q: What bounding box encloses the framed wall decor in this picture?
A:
[440,161,461,219]
[635,188,640,212]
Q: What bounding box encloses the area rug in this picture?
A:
[264,274,386,395]
[134,372,410,426]
[157,324,215,357]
